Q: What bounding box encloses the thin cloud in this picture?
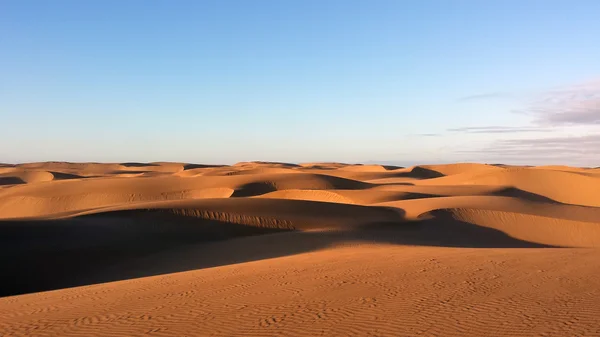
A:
[446,79,600,165]
[447,126,551,134]
[527,80,600,125]
[455,134,600,166]
[457,92,511,102]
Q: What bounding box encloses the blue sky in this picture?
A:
[2,0,599,165]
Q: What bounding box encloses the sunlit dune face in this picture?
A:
[1,161,600,336]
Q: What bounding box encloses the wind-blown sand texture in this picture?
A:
[1,161,600,336]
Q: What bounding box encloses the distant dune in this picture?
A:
[1,161,600,336]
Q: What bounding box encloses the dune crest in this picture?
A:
[441,208,600,247]
[1,161,600,336]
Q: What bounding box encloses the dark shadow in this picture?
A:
[0,177,24,186]
[231,175,374,197]
[49,171,84,180]
[0,212,289,298]
[299,164,349,170]
[231,182,278,197]
[0,172,84,185]
[108,170,149,175]
[389,166,444,179]
[381,165,404,170]
[398,192,438,200]
[0,205,561,298]
[491,187,559,203]
[304,165,336,170]
[183,163,226,170]
[119,162,160,167]
[373,182,415,186]
[362,211,555,249]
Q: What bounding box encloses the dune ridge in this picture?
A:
[1,161,600,336]
[440,208,600,247]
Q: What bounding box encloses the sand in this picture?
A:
[1,161,600,336]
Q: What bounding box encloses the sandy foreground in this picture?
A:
[1,161,600,336]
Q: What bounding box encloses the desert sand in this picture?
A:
[1,161,600,336]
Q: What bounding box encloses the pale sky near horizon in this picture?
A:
[1,0,599,166]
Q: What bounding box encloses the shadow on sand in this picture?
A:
[0,208,557,298]
[120,162,161,167]
[0,177,24,186]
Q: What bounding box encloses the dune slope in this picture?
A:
[1,161,600,336]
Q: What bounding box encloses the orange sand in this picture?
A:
[1,161,599,336]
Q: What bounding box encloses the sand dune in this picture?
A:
[417,162,504,176]
[442,208,600,247]
[255,189,358,204]
[1,161,600,336]
[0,171,369,218]
[0,170,55,184]
[417,166,600,206]
[335,164,399,172]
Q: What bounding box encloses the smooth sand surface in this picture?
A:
[1,161,600,336]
